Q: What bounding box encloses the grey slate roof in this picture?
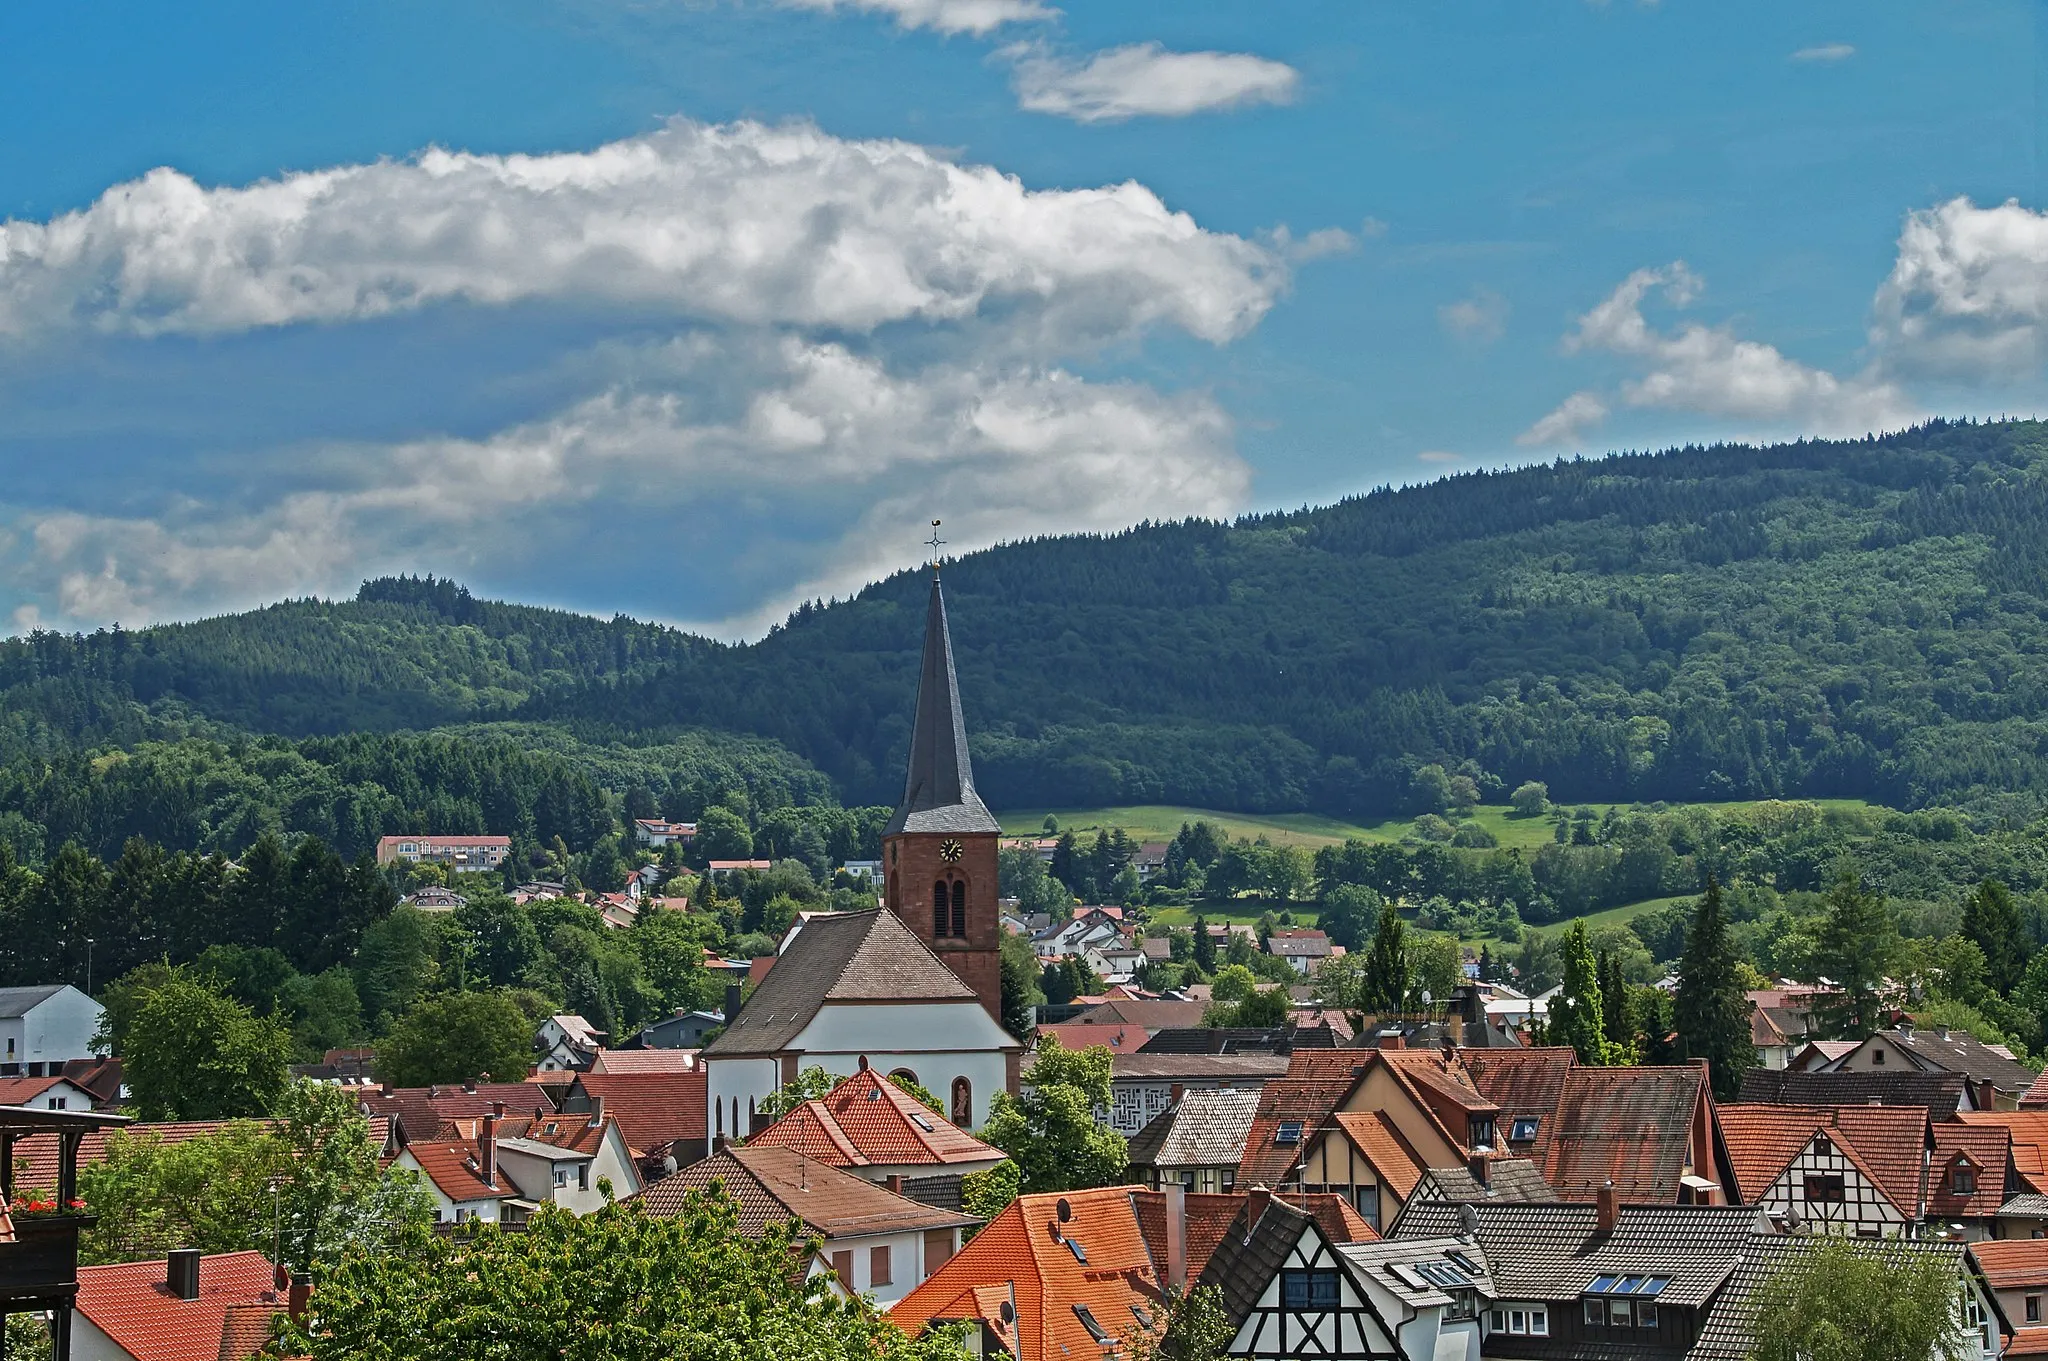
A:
[883,577,1000,838]
[1401,1159,1556,1212]
[1690,1235,1968,1359]
[1335,1236,1496,1310]
[1736,1066,1967,1115]
[701,910,985,1057]
[1878,1028,2037,1093]
[0,985,67,1018]
[1195,1195,1316,1332]
[1127,1088,1260,1170]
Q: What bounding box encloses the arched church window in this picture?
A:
[951,1077,972,1128]
[933,880,950,937]
[891,1067,920,1088]
[951,879,967,938]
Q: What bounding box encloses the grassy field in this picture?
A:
[998,797,1885,852]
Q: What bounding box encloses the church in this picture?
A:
[702,567,1022,1136]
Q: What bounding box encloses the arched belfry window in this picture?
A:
[933,880,950,937]
[951,880,967,938]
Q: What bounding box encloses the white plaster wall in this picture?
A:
[19,988,105,1067]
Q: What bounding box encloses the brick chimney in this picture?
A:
[288,1274,312,1322]
[886,1174,904,1195]
[1596,1180,1619,1233]
[1246,1185,1273,1235]
[1163,1183,1187,1291]
[490,1099,507,1119]
[479,1112,498,1188]
[1382,1034,1404,1051]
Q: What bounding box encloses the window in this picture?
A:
[831,1251,854,1292]
[578,1164,590,1191]
[1445,1290,1476,1320]
[1275,1121,1304,1146]
[1489,1310,1506,1333]
[1221,1168,1235,1191]
[951,1077,972,1128]
[554,1169,569,1187]
[1584,1299,1606,1326]
[1280,1270,1342,1309]
[49,1097,64,1110]
[870,1245,892,1287]
[1872,1049,1886,1065]
[1353,1183,1380,1229]
[932,881,949,937]
[1510,1117,1539,1142]
[2028,1295,2041,1324]
[1804,1174,1846,1203]
[1066,1237,1088,1265]
[1530,1307,1548,1336]
[951,880,967,938]
[1639,1302,1658,1329]
[1074,1305,1113,1343]
[1951,1162,1977,1196]
[1608,1299,1633,1327]
[1468,1117,1496,1150]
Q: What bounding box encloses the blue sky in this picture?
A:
[0,0,2041,634]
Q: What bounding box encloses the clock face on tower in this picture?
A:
[939,838,964,862]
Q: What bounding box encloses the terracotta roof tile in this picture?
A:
[891,1187,1162,1361]
[1959,1112,2048,1194]
[358,1083,554,1140]
[2022,1069,2048,1109]
[1238,1078,1354,1187]
[1069,1000,1210,1032]
[1930,1123,2009,1219]
[588,1049,699,1075]
[1461,1047,1576,1125]
[1327,1111,1426,1201]
[214,1304,278,1361]
[747,1068,1001,1169]
[2008,1329,2048,1356]
[1285,1191,1379,1245]
[637,1144,974,1238]
[1033,1023,1139,1053]
[1718,1104,1929,1213]
[1972,1239,2048,1290]
[565,1071,706,1154]
[1537,1064,1713,1202]
[399,1140,502,1203]
[75,1251,281,1361]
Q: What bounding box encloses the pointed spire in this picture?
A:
[885,575,999,837]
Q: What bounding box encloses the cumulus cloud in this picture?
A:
[1871,197,2048,378]
[1008,42,1299,123]
[6,340,1246,634]
[1438,287,1509,346]
[775,0,1054,35]
[1518,263,1918,446]
[0,118,1282,346]
[1790,42,1855,62]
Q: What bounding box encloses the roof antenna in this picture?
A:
[927,520,945,580]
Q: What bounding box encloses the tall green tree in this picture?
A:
[1191,915,1217,975]
[374,990,533,1086]
[123,973,292,1121]
[1748,1237,1969,1361]
[1673,878,1756,1099]
[980,1036,1126,1196]
[1810,873,1899,1041]
[1961,878,2029,996]
[1361,901,1409,1013]
[1596,948,1633,1052]
[999,932,1044,1040]
[1546,921,1607,1065]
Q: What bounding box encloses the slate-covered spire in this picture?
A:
[885,574,1000,837]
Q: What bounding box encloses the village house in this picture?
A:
[1824,1027,2037,1110]
[534,1014,604,1072]
[639,1144,975,1305]
[1738,1067,1972,1114]
[0,1074,101,1112]
[631,1007,726,1050]
[1033,909,1125,962]
[558,1069,710,1174]
[1969,1240,2048,1351]
[395,1101,641,1222]
[373,834,511,871]
[1128,1087,1260,1194]
[0,984,104,1077]
[1095,1051,1291,1137]
[1265,928,1333,976]
[70,1250,295,1361]
[632,818,697,848]
[743,1066,1005,1209]
[399,886,466,912]
[1718,1103,1934,1236]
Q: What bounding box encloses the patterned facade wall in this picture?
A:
[1755,1138,1910,1237]
[1229,1224,1398,1360]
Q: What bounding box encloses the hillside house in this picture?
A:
[0,985,104,1077]
[1827,1027,2036,1109]
[632,819,697,848]
[374,835,510,871]
[535,1014,604,1073]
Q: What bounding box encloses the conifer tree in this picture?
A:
[1809,872,1898,1042]
[1362,900,1409,1013]
[1673,877,1755,1099]
[1597,949,1633,1052]
[1477,944,1494,983]
[1546,921,1606,1065]
[1191,915,1217,975]
[1962,878,2029,996]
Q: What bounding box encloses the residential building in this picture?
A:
[1082,942,1148,984]
[1033,1022,1141,1055]
[558,1070,710,1174]
[1128,1088,1261,1193]
[1033,910,1126,963]
[1133,842,1170,883]
[1068,998,1211,1036]
[1952,1111,2048,1238]
[396,1102,641,1222]
[355,1080,555,1143]
[631,1009,725,1050]
[1265,929,1332,976]
[0,984,105,1077]
[535,1014,604,1073]
[0,1074,100,1111]
[632,818,697,848]
[639,1144,975,1305]
[702,908,1020,1139]
[1718,1103,1930,1235]
[744,1067,1005,1207]
[373,834,511,871]
[1096,1052,1291,1137]
[400,886,467,912]
[588,1047,699,1075]
[1828,1027,2036,1109]
[1970,1240,2048,1351]
[707,859,774,872]
[391,1134,508,1224]
[71,1250,292,1361]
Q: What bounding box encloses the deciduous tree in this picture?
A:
[980,1037,1126,1195]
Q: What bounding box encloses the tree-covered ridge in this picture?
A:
[559,418,2048,815]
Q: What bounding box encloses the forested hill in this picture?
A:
[546,417,2048,817]
[9,418,2048,828]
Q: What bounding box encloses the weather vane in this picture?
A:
[927,519,944,578]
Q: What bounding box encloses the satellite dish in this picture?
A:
[1000,1301,1016,1326]
[1056,1197,1073,1223]
[1456,1204,1480,1238]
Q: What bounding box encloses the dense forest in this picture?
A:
[6,418,2048,862]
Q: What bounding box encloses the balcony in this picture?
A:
[0,1106,130,1353]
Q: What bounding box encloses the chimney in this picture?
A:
[288,1274,311,1322]
[1163,1183,1187,1291]
[490,1099,506,1119]
[1446,1015,1464,1046]
[886,1174,904,1195]
[1596,1181,1619,1233]
[1468,1154,1490,1189]
[1246,1185,1273,1234]
[588,1095,605,1129]
[1382,1035,1405,1051]
[463,1078,478,1095]
[479,1113,498,1188]
[724,982,743,1022]
[167,1249,201,1302]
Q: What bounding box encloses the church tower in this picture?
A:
[882,564,1004,1026]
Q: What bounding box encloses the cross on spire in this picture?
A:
[927,520,945,578]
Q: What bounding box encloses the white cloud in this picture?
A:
[0,118,1282,347]
[1438,287,1509,345]
[1008,42,1299,123]
[1416,450,1464,464]
[6,340,1245,634]
[1517,264,1919,446]
[1871,197,2048,378]
[1790,42,1855,62]
[775,0,1053,35]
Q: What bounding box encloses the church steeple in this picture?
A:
[884,573,1000,838]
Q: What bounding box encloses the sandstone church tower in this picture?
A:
[882,568,1003,1025]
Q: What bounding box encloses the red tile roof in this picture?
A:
[2021,1069,2048,1109]
[1972,1239,2048,1290]
[1034,1023,1139,1053]
[891,1187,1163,1361]
[1536,1063,1717,1202]
[746,1068,1001,1169]
[2008,1329,2048,1356]
[75,1251,281,1361]
[1286,1190,1379,1245]
[1958,1112,2048,1194]
[564,1071,707,1155]
[1930,1123,2009,1219]
[10,1116,392,1191]
[1238,1078,1355,1187]
[1328,1111,1427,1201]
[1461,1047,1576,1125]
[399,1139,504,1203]
[1718,1104,1929,1213]
[358,1083,554,1140]
[214,1304,277,1361]
[588,1049,699,1075]
[638,1144,972,1238]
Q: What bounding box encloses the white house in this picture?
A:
[632,819,697,848]
[703,909,1019,1139]
[1033,911,1124,962]
[0,1074,99,1111]
[0,985,104,1077]
[535,1014,604,1073]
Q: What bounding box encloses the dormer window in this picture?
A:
[1951,1160,1977,1196]
[1813,1133,1832,1157]
[1468,1117,1496,1150]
